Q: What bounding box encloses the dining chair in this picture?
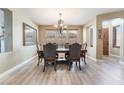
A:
[64,43,70,59]
[68,43,82,70]
[53,43,59,59]
[43,43,57,72]
[81,42,87,64]
[36,43,44,66]
[64,43,70,48]
[82,42,87,50]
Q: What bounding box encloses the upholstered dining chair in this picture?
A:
[64,43,70,49]
[36,43,44,66]
[53,43,58,48]
[68,43,82,70]
[64,43,70,59]
[53,43,59,59]
[43,43,57,72]
[82,42,87,50]
[81,42,87,64]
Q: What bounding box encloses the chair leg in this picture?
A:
[76,61,77,66]
[79,61,81,70]
[43,61,46,72]
[84,56,86,64]
[37,57,40,66]
[54,61,57,71]
[52,62,54,65]
[69,61,72,71]
[81,57,83,62]
[84,53,86,64]
[71,62,73,65]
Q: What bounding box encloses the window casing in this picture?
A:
[113,25,121,48]
[0,9,5,52]
[90,28,93,47]
[0,9,12,53]
[86,26,93,47]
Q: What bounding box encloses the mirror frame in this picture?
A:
[23,23,37,46]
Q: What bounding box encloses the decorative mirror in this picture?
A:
[23,23,37,46]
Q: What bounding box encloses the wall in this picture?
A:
[38,25,83,49]
[83,18,97,60]
[0,8,38,74]
[96,10,124,61]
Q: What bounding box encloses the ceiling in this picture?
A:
[21,8,124,25]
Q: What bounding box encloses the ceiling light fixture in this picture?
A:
[54,12,67,34]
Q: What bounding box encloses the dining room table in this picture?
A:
[37,47,87,64]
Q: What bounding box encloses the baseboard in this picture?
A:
[119,59,124,65]
[120,61,124,65]
[109,54,120,58]
[0,55,37,80]
[96,59,104,62]
[86,55,97,61]
[86,55,104,62]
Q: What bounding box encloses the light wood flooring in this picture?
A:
[0,56,124,85]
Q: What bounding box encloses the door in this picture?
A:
[102,28,109,55]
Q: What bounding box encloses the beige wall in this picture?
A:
[0,8,38,74]
[38,25,83,49]
[83,18,97,59]
[96,10,124,61]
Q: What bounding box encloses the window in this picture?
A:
[45,29,79,45]
[0,9,5,52]
[0,9,12,53]
[68,30,78,44]
[113,25,121,48]
[102,20,109,28]
[45,30,56,43]
[86,26,93,47]
[90,28,93,47]
[57,30,67,47]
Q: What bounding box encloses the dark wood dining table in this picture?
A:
[56,48,87,63]
[39,48,87,54]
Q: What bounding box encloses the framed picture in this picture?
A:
[98,29,102,39]
[23,23,37,46]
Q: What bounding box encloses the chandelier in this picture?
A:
[54,13,67,34]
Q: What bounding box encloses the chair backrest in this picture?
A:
[82,42,87,50]
[43,43,56,60]
[53,43,58,48]
[36,43,42,51]
[64,43,70,49]
[69,43,81,60]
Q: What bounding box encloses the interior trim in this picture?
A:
[0,55,37,80]
[110,54,120,58]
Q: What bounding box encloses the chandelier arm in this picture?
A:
[54,13,67,35]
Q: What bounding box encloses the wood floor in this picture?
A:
[0,56,124,85]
